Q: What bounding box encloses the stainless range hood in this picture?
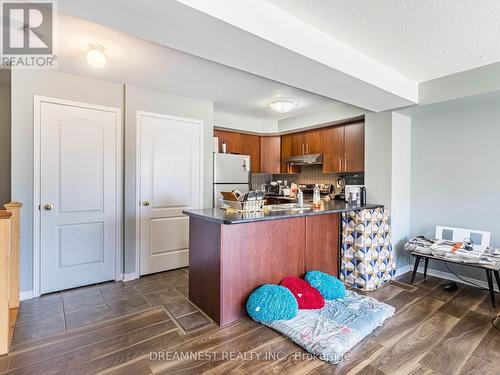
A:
[286,153,323,165]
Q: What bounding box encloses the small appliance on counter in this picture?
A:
[345,185,365,204]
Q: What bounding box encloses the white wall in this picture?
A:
[410,92,500,281]
[365,112,392,208]
[11,70,124,293]
[0,83,11,205]
[278,102,365,133]
[124,85,213,275]
[214,111,277,133]
[419,62,500,105]
[391,113,412,267]
[364,111,412,270]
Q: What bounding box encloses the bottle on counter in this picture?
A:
[297,188,304,207]
[360,186,366,206]
[313,184,321,208]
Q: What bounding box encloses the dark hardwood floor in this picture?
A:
[1,270,499,374]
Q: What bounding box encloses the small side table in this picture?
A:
[408,250,500,307]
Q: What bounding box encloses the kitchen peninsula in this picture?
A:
[183,201,382,325]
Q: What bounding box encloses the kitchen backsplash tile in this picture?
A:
[251,165,363,190]
[251,173,272,190]
[272,165,364,185]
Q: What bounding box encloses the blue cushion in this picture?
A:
[246,284,298,322]
[305,271,346,300]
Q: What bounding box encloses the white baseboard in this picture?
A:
[20,290,34,301]
[123,272,139,282]
[415,265,499,293]
[395,265,411,277]
[396,262,498,292]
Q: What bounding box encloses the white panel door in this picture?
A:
[138,112,202,275]
[40,102,118,293]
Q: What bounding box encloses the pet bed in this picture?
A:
[260,290,394,363]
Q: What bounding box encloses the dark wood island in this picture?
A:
[183,202,382,326]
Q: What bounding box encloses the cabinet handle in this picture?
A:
[345,158,348,171]
[307,144,310,154]
[339,158,342,171]
[301,144,304,155]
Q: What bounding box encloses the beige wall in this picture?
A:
[0,82,11,205]
[11,70,124,293]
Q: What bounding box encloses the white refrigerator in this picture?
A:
[213,153,251,208]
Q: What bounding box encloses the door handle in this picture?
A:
[143,201,151,207]
[44,204,54,211]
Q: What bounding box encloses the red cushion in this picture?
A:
[280,277,325,309]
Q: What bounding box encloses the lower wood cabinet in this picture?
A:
[305,213,339,276]
[188,213,341,325]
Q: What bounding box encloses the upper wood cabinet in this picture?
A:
[344,123,364,172]
[291,132,306,156]
[322,126,345,173]
[240,134,261,173]
[281,134,300,173]
[288,129,324,155]
[306,129,324,154]
[260,136,281,174]
[215,121,364,175]
[322,122,364,173]
[213,130,241,154]
[213,129,261,173]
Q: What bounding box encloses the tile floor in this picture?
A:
[12,267,213,346]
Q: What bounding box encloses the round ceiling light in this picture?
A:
[86,43,106,69]
[268,98,298,113]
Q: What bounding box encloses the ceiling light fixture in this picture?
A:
[86,43,106,69]
[268,98,298,113]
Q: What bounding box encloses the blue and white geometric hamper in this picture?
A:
[341,208,396,291]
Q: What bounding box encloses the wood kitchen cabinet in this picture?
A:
[213,129,261,173]
[280,134,301,173]
[344,122,365,172]
[305,213,339,277]
[322,122,364,173]
[306,128,324,154]
[260,136,281,174]
[291,132,306,156]
[323,126,345,173]
[289,129,323,155]
[239,134,261,173]
[213,130,241,154]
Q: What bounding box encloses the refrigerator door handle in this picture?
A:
[242,157,251,172]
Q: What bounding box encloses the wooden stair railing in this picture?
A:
[0,202,22,355]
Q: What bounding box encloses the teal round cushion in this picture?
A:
[246,284,298,322]
[305,270,346,300]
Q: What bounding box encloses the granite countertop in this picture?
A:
[183,201,383,224]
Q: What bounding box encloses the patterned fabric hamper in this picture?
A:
[341,208,396,291]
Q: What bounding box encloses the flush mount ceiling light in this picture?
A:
[268,98,298,113]
[86,43,106,69]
